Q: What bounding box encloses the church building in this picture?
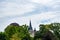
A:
[28,20,36,37]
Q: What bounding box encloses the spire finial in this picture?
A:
[28,20,33,30]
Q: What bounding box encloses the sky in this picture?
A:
[0,0,60,31]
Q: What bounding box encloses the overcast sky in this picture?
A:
[0,0,60,31]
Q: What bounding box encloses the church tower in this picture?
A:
[28,20,33,31]
[28,20,35,37]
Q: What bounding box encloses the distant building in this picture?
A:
[28,20,36,37]
[10,23,19,26]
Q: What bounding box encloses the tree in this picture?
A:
[10,33,21,40]
[39,24,49,37]
[49,23,60,39]
[19,24,31,40]
[38,24,59,40]
[0,32,7,40]
[34,31,42,40]
[5,25,20,38]
[5,23,22,40]
[4,23,31,40]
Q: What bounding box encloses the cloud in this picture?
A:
[1,11,59,31]
[30,0,53,5]
[0,0,60,31]
[0,0,36,18]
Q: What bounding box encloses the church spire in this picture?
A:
[28,20,33,30]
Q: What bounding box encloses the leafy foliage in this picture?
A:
[0,23,60,40]
[49,23,60,39]
[4,23,31,40]
[0,32,7,40]
[34,23,60,40]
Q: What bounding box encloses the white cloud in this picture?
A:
[0,0,60,18]
[0,0,60,31]
[47,0,60,7]
[31,0,53,5]
[0,0,36,18]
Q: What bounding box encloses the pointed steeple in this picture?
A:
[34,28,36,32]
[28,20,33,30]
